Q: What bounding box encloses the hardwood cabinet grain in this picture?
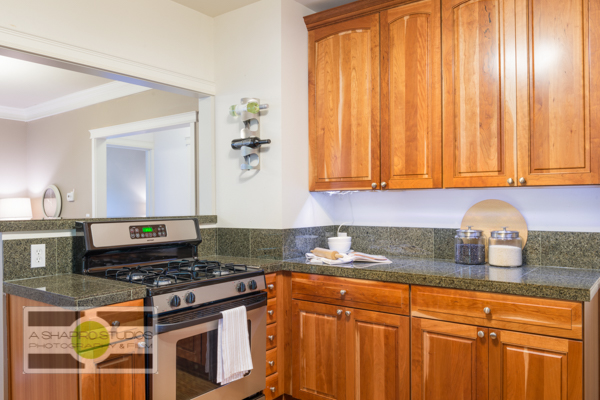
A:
[308,14,380,191]
[380,0,442,189]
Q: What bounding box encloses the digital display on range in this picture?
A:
[129,224,167,239]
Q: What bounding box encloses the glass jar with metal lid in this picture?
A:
[488,227,523,267]
[455,226,486,265]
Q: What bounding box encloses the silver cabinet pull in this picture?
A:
[371,182,377,189]
[507,178,514,184]
[268,361,274,367]
[270,387,276,393]
[337,309,343,315]
[340,290,346,296]
[477,331,485,338]
[112,321,120,327]
[381,182,387,188]
[268,335,274,341]
[345,311,351,316]
[267,284,274,290]
[490,332,497,340]
[519,177,526,184]
[484,307,491,314]
[268,310,274,316]
[137,342,146,348]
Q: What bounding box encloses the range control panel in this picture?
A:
[129,224,167,240]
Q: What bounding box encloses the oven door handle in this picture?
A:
[155,293,267,334]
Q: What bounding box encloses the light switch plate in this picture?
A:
[31,244,46,268]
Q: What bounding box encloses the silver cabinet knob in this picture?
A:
[507,178,514,184]
[267,284,274,290]
[268,310,274,316]
[137,342,146,348]
[381,182,387,188]
[112,321,120,327]
[519,177,526,184]
[268,335,274,341]
[337,309,343,315]
[270,387,276,393]
[371,182,377,189]
[484,307,491,314]
[268,361,274,367]
[340,290,346,296]
[345,311,351,316]
[490,332,497,340]
[477,331,485,338]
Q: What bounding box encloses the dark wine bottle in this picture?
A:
[231,137,271,149]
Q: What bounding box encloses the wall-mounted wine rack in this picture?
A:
[231,97,271,170]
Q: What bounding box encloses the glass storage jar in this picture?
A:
[455,227,486,265]
[488,227,523,267]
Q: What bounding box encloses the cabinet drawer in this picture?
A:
[267,298,277,325]
[266,348,277,376]
[411,286,583,339]
[292,273,409,315]
[265,274,277,299]
[266,323,277,350]
[80,299,144,342]
[264,372,281,400]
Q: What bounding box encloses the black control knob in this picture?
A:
[236,282,246,293]
[185,292,196,304]
[248,280,258,290]
[170,295,181,307]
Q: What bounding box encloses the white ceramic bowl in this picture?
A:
[328,238,351,253]
[328,236,352,242]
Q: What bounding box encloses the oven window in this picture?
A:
[176,321,251,400]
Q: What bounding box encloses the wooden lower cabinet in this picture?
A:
[79,343,146,400]
[292,300,410,400]
[412,317,584,400]
[489,330,582,400]
[412,318,488,400]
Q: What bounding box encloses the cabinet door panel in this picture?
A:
[381,0,442,189]
[309,15,380,191]
[516,0,600,185]
[80,349,145,400]
[489,330,582,400]
[292,300,346,400]
[346,309,409,400]
[442,0,517,187]
[412,318,488,400]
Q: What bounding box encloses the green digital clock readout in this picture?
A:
[142,227,153,233]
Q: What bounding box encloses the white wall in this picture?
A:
[0,118,28,198]
[106,147,147,218]
[154,127,193,216]
[0,0,215,93]
[214,0,284,229]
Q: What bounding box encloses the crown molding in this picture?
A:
[0,106,27,121]
[0,26,216,95]
[0,81,151,122]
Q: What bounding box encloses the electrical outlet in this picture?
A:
[31,244,46,268]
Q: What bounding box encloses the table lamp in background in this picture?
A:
[0,198,33,220]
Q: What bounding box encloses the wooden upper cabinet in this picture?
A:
[442,0,518,188]
[292,300,346,400]
[380,0,442,189]
[489,330,582,400]
[308,14,380,191]
[515,0,600,185]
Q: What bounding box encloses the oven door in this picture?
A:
[151,293,267,400]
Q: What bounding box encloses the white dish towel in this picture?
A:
[217,305,253,385]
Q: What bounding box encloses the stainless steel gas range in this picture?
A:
[78,218,267,400]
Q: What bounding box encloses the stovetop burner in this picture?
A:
[102,260,251,287]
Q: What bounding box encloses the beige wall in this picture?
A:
[25,89,199,219]
[0,119,28,198]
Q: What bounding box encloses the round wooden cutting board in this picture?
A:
[461,199,528,249]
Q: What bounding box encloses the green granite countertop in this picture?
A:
[5,255,600,307]
[3,274,146,309]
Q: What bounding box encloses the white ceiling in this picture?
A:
[170,0,356,17]
[0,55,113,109]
